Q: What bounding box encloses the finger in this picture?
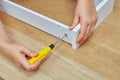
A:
[24,61,40,71]
[77,22,88,44]
[88,24,96,38]
[80,25,92,45]
[69,14,80,30]
[30,61,41,70]
[21,47,38,57]
[85,25,92,39]
[88,27,94,38]
[18,55,40,71]
[15,61,23,68]
[91,20,97,32]
[18,55,31,70]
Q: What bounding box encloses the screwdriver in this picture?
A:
[28,34,67,64]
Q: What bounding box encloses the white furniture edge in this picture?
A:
[0,0,114,49]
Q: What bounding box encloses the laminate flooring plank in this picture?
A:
[0,0,120,80]
[12,0,76,26]
[0,26,106,80]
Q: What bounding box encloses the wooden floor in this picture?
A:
[0,0,120,80]
[12,0,77,26]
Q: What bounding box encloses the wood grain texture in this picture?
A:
[0,0,120,80]
[0,27,106,80]
[11,0,76,26]
[0,77,4,80]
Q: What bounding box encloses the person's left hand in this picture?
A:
[69,0,98,45]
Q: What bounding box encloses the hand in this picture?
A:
[69,0,98,44]
[1,42,40,71]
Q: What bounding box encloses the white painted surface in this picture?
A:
[94,0,103,6]
[0,0,114,49]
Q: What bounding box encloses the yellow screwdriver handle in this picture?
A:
[28,46,52,64]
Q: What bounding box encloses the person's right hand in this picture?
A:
[1,42,41,71]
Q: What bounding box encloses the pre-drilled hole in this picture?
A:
[57,25,60,27]
[64,33,68,37]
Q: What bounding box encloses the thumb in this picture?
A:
[69,14,79,30]
[21,47,38,57]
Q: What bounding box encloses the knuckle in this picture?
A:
[96,15,98,19]
[93,15,98,22]
[83,19,90,24]
[80,33,85,38]
[84,19,92,24]
[32,66,39,71]
[25,66,32,71]
[91,19,96,23]
[21,46,27,50]
[29,50,33,53]
[16,63,22,68]
[26,65,38,71]
[83,15,98,25]
[89,17,98,24]
[73,21,78,25]
[33,67,38,70]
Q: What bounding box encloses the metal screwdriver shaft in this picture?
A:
[28,33,67,64]
[53,34,67,46]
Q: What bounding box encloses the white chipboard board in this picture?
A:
[0,0,114,49]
